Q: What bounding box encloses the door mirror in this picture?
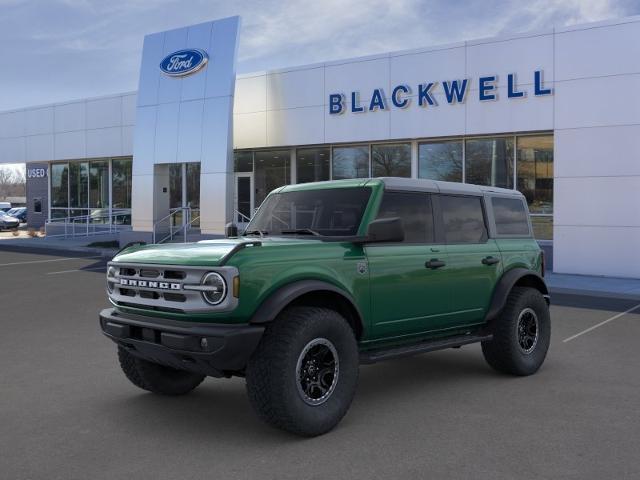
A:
[225,222,239,238]
[365,217,404,243]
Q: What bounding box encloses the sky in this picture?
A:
[1,0,639,112]
[0,0,639,175]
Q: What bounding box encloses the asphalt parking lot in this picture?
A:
[1,248,639,480]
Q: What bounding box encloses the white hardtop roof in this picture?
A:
[377,177,523,197]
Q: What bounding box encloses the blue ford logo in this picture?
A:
[159,49,208,77]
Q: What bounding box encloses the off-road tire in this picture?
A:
[117,346,205,395]
[482,286,551,376]
[245,306,359,437]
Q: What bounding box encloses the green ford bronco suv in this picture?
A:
[100,177,550,436]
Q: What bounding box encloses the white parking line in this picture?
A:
[563,303,640,343]
[0,256,101,267]
[46,266,106,275]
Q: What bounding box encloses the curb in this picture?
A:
[0,242,118,259]
[550,287,640,302]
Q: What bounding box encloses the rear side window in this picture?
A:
[491,197,530,236]
[440,195,487,244]
[376,191,434,243]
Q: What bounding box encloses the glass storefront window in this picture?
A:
[69,162,88,208]
[296,147,330,183]
[112,158,132,209]
[186,163,200,209]
[51,163,69,208]
[531,216,553,240]
[332,146,369,179]
[465,137,514,188]
[89,160,109,209]
[186,163,201,227]
[418,140,463,182]
[49,157,132,221]
[371,143,411,177]
[254,150,290,207]
[169,164,183,210]
[234,151,253,172]
[517,135,553,214]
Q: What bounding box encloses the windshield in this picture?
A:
[245,187,372,237]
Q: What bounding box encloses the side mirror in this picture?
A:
[365,217,404,243]
[225,222,239,238]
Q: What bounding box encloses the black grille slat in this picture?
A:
[163,293,186,303]
[163,270,186,280]
[140,269,160,278]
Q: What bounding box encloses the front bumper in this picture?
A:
[99,308,264,377]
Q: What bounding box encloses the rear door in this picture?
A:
[438,194,502,326]
[366,191,451,340]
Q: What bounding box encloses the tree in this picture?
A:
[0,166,26,199]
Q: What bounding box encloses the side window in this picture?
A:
[440,195,488,244]
[491,197,530,236]
[376,191,434,243]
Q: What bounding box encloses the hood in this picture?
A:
[112,236,324,266]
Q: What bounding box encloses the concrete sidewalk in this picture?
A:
[546,272,640,300]
[0,235,119,258]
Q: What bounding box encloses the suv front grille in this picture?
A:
[107,262,238,314]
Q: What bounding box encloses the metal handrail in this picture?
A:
[153,207,192,244]
[45,211,132,238]
[234,209,252,223]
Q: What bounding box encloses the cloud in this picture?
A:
[0,0,636,111]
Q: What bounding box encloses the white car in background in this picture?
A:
[0,211,20,230]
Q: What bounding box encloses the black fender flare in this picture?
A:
[485,268,549,323]
[249,280,365,336]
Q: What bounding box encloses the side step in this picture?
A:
[360,333,493,365]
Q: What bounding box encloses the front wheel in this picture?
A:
[117,347,205,395]
[245,307,359,437]
[482,287,551,376]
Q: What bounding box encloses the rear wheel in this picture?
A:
[245,306,359,437]
[117,346,205,395]
[482,287,551,376]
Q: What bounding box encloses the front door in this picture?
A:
[234,172,254,229]
[366,191,452,341]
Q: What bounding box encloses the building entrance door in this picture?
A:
[168,163,201,229]
[234,172,254,229]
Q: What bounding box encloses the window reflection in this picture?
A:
[69,162,88,208]
[418,140,463,182]
[517,135,553,214]
[332,146,369,179]
[89,160,109,209]
[254,150,290,207]
[112,159,132,209]
[371,144,411,177]
[51,163,69,208]
[297,147,330,183]
[465,137,514,188]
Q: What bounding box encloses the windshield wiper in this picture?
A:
[280,228,321,236]
[243,229,268,237]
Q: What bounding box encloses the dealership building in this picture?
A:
[0,15,639,278]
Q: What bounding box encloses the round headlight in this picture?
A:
[106,266,117,293]
[201,272,227,305]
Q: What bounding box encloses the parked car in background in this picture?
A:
[7,207,27,223]
[0,202,12,212]
[0,212,20,230]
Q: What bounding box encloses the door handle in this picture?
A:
[482,256,500,266]
[425,259,446,269]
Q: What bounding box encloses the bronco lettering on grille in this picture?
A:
[120,278,181,290]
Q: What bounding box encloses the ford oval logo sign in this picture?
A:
[159,49,208,77]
